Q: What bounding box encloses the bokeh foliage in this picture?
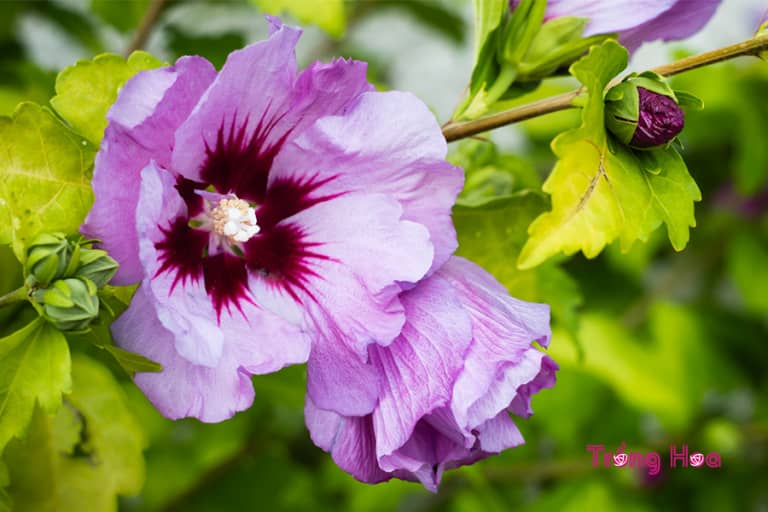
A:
[1,1,767,511]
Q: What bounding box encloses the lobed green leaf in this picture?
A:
[519,41,701,269]
[0,103,95,261]
[50,52,163,145]
[4,355,146,512]
[0,318,71,453]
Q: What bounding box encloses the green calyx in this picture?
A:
[24,233,118,288]
[75,248,119,288]
[22,232,120,332]
[25,232,72,286]
[33,277,100,332]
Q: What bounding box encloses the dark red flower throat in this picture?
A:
[155,115,338,318]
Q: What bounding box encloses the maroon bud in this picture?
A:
[630,87,685,148]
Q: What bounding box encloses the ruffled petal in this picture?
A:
[619,0,721,52]
[114,286,254,422]
[306,325,381,417]
[371,274,473,469]
[289,57,374,132]
[171,23,301,190]
[475,412,525,453]
[305,256,557,490]
[304,398,391,484]
[82,56,216,284]
[272,91,462,273]
[436,257,553,433]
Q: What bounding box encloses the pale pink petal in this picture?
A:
[82,56,216,284]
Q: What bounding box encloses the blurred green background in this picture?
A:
[1,0,767,510]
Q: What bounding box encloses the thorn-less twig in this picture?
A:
[442,36,768,143]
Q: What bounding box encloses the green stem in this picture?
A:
[0,287,28,308]
[442,35,768,143]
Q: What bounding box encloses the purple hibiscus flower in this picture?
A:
[305,257,557,490]
[84,18,464,421]
[512,0,722,52]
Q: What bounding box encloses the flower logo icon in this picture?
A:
[689,453,705,467]
[613,453,628,467]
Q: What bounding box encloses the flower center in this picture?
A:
[210,198,260,243]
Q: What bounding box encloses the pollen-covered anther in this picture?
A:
[211,198,260,243]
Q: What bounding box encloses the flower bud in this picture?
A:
[34,277,100,331]
[74,248,119,288]
[605,74,685,150]
[25,232,73,286]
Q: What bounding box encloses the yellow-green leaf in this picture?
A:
[0,318,71,453]
[50,51,163,145]
[4,356,146,512]
[518,41,701,269]
[0,103,95,260]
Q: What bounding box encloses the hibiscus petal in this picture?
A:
[436,257,553,432]
[475,412,525,453]
[304,398,391,484]
[114,286,254,422]
[273,91,463,273]
[171,23,302,197]
[306,326,380,416]
[264,193,434,353]
[289,57,374,131]
[544,0,677,36]
[82,56,216,284]
[619,0,722,52]
[370,274,473,469]
[219,299,312,375]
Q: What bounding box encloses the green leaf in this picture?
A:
[50,52,163,145]
[449,139,541,205]
[674,90,703,110]
[0,318,71,453]
[4,356,146,512]
[518,16,611,82]
[472,0,506,60]
[101,345,163,375]
[518,41,701,269]
[251,0,346,38]
[454,191,582,337]
[457,0,546,120]
[0,103,95,260]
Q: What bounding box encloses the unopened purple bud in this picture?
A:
[630,87,684,148]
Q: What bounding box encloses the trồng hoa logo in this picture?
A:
[586,442,722,476]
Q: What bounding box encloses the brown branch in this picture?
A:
[442,36,768,143]
[124,0,167,56]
